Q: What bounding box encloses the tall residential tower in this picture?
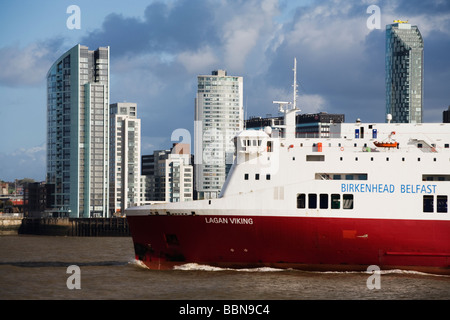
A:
[386,21,424,123]
[46,44,110,217]
[109,102,141,215]
[194,70,243,200]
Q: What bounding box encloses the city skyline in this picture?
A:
[1,0,450,182]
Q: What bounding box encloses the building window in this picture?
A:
[244,173,249,180]
[266,174,271,180]
[255,174,260,180]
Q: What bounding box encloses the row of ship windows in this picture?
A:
[245,172,450,182]
[339,156,444,162]
[297,193,354,210]
[295,193,448,213]
[291,142,450,149]
[305,155,448,162]
[244,173,271,180]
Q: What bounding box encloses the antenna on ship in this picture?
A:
[293,57,298,110]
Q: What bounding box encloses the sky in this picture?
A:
[0,0,449,182]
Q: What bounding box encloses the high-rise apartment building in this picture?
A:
[194,70,243,199]
[141,144,193,203]
[386,21,424,123]
[46,44,110,217]
[109,102,141,216]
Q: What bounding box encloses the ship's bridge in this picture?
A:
[234,129,270,155]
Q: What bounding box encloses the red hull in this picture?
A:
[126,215,450,274]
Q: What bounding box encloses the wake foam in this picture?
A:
[173,263,449,277]
[173,263,284,272]
[129,259,150,270]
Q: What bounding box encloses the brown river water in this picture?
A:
[1,235,449,302]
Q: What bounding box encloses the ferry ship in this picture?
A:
[126,61,450,274]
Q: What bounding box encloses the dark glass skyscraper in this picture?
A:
[46,44,110,217]
[386,22,424,123]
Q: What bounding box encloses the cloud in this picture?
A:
[81,0,219,58]
[0,38,65,87]
[219,0,280,71]
[0,144,46,181]
[177,46,219,74]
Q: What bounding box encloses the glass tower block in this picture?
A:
[385,22,424,123]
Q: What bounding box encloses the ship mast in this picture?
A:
[272,58,300,140]
[293,57,298,110]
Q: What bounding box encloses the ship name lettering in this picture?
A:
[205,217,228,224]
[230,217,253,225]
[205,217,253,225]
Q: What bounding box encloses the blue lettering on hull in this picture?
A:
[341,183,437,194]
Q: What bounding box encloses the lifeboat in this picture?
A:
[373,141,398,148]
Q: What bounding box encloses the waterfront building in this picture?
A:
[46,44,110,217]
[109,102,141,216]
[386,21,424,123]
[194,70,244,199]
[444,106,450,123]
[141,144,193,203]
[22,182,54,217]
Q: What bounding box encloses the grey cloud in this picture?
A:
[81,0,219,58]
[0,37,65,87]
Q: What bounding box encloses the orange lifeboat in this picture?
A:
[373,141,398,148]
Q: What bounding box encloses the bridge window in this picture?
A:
[308,194,317,209]
[343,194,354,209]
[437,196,448,213]
[297,193,306,209]
[331,194,340,209]
[307,155,325,161]
[423,195,434,213]
[320,194,328,209]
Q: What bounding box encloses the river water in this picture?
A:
[1,235,449,303]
